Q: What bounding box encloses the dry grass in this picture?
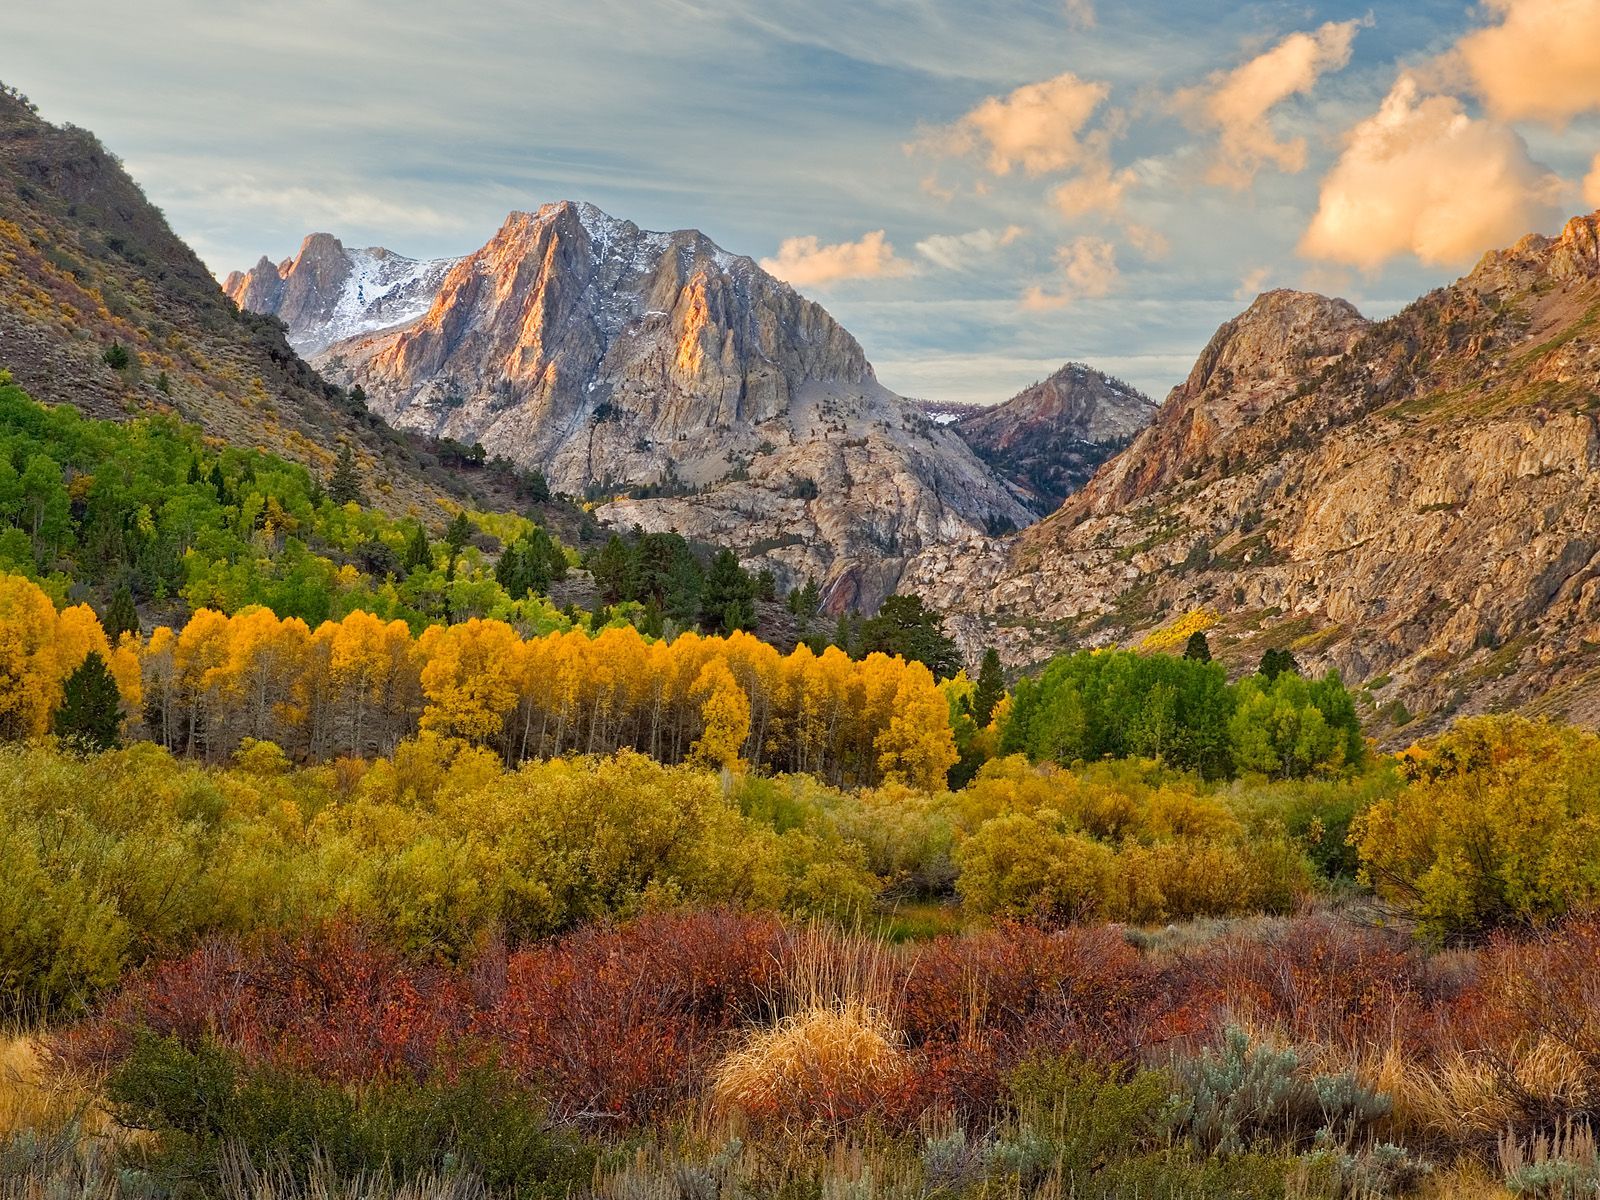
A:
[0,1034,108,1138]
[710,1001,910,1130]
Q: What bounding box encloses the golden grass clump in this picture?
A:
[710,1001,910,1130]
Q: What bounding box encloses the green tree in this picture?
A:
[590,535,635,604]
[102,342,131,370]
[973,647,1005,725]
[788,576,822,630]
[444,511,473,557]
[104,583,140,640]
[402,523,433,573]
[1259,647,1299,680]
[1185,631,1212,662]
[327,443,365,506]
[859,594,960,679]
[702,548,756,633]
[54,651,122,751]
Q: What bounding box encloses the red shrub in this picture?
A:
[483,909,790,1123]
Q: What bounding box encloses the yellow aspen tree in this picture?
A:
[0,573,63,738]
[689,658,751,771]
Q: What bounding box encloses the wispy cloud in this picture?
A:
[1021,236,1120,309]
[915,225,1026,270]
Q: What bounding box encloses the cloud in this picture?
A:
[1063,0,1095,29]
[1176,19,1366,188]
[916,225,1026,271]
[920,72,1113,177]
[1587,153,1600,208]
[1234,266,1272,300]
[1455,0,1600,124]
[1299,75,1566,270]
[1021,236,1119,309]
[1050,157,1136,217]
[759,229,911,288]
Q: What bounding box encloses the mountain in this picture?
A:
[950,363,1155,515]
[0,86,494,517]
[223,235,457,356]
[905,212,1600,739]
[232,202,1032,607]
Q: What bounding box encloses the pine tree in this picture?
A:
[860,593,960,679]
[973,647,1005,725]
[444,510,473,557]
[1185,631,1212,662]
[54,651,122,751]
[1260,647,1299,680]
[402,523,433,572]
[103,583,140,640]
[327,443,365,506]
[591,534,635,603]
[702,549,756,633]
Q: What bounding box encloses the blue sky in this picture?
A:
[3,0,1598,403]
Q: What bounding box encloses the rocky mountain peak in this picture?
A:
[950,363,1155,515]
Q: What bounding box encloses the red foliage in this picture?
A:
[483,909,789,1122]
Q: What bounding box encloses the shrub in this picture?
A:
[710,1002,910,1130]
[1172,1026,1391,1155]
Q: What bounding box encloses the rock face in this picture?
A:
[233,201,1032,608]
[904,213,1600,740]
[951,363,1155,515]
[223,235,457,356]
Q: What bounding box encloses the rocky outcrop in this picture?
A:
[952,363,1155,515]
[905,213,1600,740]
[223,235,457,356]
[232,202,1032,608]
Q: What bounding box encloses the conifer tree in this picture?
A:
[444,510,473,557]
[702,548,755,632]
[328,443,365,506]
[973,647,1005,725]
[103,583,139,641]
[1185,631,1212,662]
[402,523,433,573]
[54,651,121,751]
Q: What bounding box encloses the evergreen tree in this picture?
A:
[591,534,635,603]
[402,523,433,573]
[702,548,756,633]
[54,651,121,751]
[327,443,365,506]
[973,647,1005,725]
[102,342,130,370]
[1185,631,1213,662]
[860,593,961,679]
[755,569,777,602]
[788,576,822,629]
[103,583,139,640]
[444,511,473,557]
[1260,647,1300,680]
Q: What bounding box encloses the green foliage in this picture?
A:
[1260,647,1300,680]
[859,593,960,679]
[326,443,364,507]
[973,647,1005,726]
[787,576,822,628]
[101,342,131,370]
[52,650,121,751]
[103,581,139,639]
[1005,648,1364,782]
[1185,630,1212,662]
[702,548,756,634]
[107,1032,594,1195]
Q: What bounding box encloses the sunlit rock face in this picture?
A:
[231,201,1031,609]
[905,212,1600,738]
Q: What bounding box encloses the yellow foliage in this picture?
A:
[1138,607,1220,654]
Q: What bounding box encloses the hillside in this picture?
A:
[231,202,1032,609]
[951,363,1155,516]
[0,86,539,526]
[905,213,1600,739]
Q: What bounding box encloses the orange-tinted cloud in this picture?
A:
[1021,236,1119,309]
[1177,19,1366,188]
[760,230,911,288]
[1455,0,1600,124]
[1586,152,1600,208]
[1300,75,1565,269]
[922,72,1113,177]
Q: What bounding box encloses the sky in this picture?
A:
[3,0,1599,405]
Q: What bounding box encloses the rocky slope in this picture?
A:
[951,363,1155,516]
[223,236,457,356]
[905,214,1600,739]
[0,86,499,518]
[237,201,1031,607]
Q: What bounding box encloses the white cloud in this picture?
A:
[920,72,1113,177]
[1299,75,1566,270]
[1021,236,1119,309]
[1176,19,1366,188]
[759,229,911,288]
[1586,152,1600,209]
[915,225,1026,271]
[1234,266,1272,300]
[1064,0,1096,29]
[1455,0,1600,124]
